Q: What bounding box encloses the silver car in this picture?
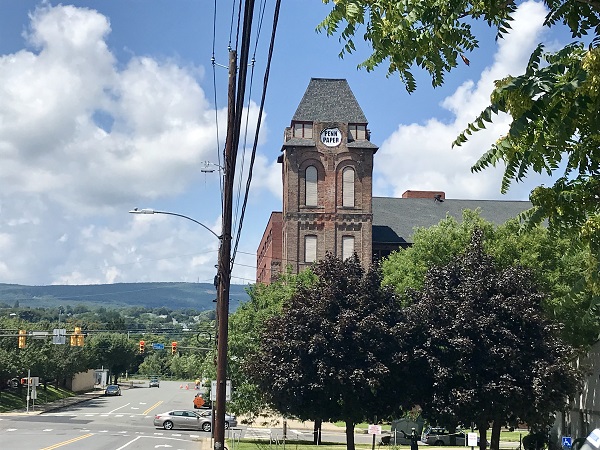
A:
[153,410,237,432]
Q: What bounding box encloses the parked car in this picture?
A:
[153,409,237,432]
[149,378,160,388]
[421,427,469,446]
[105,384,121,396]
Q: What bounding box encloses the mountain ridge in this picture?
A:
[0,282,250,311]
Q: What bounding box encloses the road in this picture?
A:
[0,380,217,450]
[0,380,376,449]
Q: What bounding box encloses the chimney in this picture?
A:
[402,190,446,200]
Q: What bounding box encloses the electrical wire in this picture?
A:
[231,0,281,266]
[232,0,268,242]
[212,0,224,208]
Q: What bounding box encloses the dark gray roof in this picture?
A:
[282,138,316,148]
[348,139,378,149]
[372,197,532,244]
[292,78,368,123]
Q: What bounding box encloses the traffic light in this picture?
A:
[76,327,84,347]
[171,341,177,355]
[71,326,84,347]
[18,330,26,349]
[139,340,145,353]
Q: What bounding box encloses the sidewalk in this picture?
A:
[238,414,344,432]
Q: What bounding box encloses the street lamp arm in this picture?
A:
[129,208,222,241]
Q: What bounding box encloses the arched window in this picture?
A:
[305,235,317,263]
[342,167,355,207]
[342,236,355,260]
[305,166,317,206]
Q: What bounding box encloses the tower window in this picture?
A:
[306,166,317,206]
[342,167,355,207]
[305,235,317,263]
[293,122,313,138]
[348,124,366,140]
[342,236,355,260]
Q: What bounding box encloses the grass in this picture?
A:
[230,440,373,450]
[228,433,529,450]
[499,430,529,443]
[0,385,76,413]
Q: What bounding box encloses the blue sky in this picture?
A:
[0,1,570,287]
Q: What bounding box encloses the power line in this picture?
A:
[232,0,281,265]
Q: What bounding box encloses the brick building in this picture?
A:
[256,78,530,284]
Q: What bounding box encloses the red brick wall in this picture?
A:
[280,122,374,276]
[256,212,283,284]
[402,190,445,199]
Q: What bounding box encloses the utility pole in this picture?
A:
[214,49,237,450]
[214,1,255,449]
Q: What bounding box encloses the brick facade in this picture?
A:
[256,79,532,285]
[257,79,377,283]
[256,212,283,284]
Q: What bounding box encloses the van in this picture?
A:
[421,427,468,446]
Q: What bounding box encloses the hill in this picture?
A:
[0,282,250,312]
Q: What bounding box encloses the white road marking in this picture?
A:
[109,403,131,414]
[43,429,53,432]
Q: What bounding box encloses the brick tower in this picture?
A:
[277,78,378,275]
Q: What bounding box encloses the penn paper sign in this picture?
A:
[320,128,342,147]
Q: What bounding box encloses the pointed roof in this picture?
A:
[292,78,368,123]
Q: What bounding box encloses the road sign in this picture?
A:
[210,380,231,401]
[53,328,66,345]
[368,425,382,435]
[152,343,165,350]
[562,437,573,448]
[468,433,478,447]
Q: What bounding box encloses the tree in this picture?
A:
[138,353,168,377]
[229,269,316,419]
[382,210,597,347]
[88,333,137,384]
[245,254,414,450]
[401,229,582,450]
[319,0,600,292]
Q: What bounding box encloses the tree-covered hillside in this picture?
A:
[0,282,249,312]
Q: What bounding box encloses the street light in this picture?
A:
[129,207,230,445]
[129,208,221,241]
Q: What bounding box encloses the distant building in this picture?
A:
[553,341,600,445]
[256,78,531,284]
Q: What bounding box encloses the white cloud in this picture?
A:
[0,4,241,285]
[374,0,552,201]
